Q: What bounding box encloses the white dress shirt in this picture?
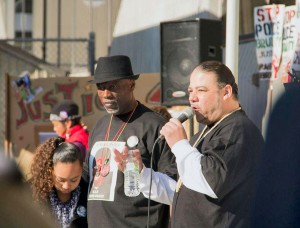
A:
[139,139,217,205]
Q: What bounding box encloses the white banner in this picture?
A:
[281,5,299,83]
[254,5,285,80]
[290,0,300,82]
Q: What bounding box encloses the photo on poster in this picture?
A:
[88,141,125,201]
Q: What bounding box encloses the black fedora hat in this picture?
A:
[88,55,139,84]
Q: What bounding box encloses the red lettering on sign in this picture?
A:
[55,81,78,99]
[16,100,28,128]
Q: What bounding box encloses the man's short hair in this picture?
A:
[199,61,238,99]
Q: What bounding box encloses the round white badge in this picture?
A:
[127,136,139,148]
[76,205,87,217]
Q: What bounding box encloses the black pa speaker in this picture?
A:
[160,19,222,106]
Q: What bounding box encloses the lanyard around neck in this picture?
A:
[104,102,138,141]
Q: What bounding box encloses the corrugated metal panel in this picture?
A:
[110,26,160,74]
[238,40,269,131]
[238,39,287,133]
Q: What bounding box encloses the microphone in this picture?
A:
[158,107,194,140]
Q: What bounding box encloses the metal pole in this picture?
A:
[107,0,112,47]
[89,32,95,75]
[225,0,240,82]
[42,0,47,61]
[4,73,10,157]
[189,116,194,139]
[21,0,25,49]
[57,0,61,67]
[71,0,76,72]
[90,0,93,32]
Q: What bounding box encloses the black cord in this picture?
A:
[146,137,161,228]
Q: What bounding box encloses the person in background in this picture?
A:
[114,60,264,228]
[152,105,172,121]
[0,153,54,227]
[30,137,88,228]
[50,100,89,160]
[251,88,300,228]
[83,55,177,228]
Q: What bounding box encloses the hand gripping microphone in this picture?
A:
[148,107,194,227]
[157,107,195,141]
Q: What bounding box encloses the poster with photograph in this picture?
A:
[88,141,125,201]
[11,71,43,104]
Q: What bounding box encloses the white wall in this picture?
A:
[114,0,223,37]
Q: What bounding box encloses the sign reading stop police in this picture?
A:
[254,4,285,79]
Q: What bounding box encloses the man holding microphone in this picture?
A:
[114,61,264,228]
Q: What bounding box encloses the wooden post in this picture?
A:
[4,73,12,158]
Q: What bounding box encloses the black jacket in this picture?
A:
[41,178,88,228]
[69,179,88,228]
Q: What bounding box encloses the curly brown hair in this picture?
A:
[30,136,65,203]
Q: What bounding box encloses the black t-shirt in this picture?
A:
[83,103,177,228]
[171,110,264,228]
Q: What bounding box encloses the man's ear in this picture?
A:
[223,85,232,100]
[130,80,135,90]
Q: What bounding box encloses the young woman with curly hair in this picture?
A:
[31,136,88,228]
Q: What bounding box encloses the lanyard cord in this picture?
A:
[104,102,138,141]
[175,107,242,192]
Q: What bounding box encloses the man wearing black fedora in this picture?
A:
[83,55,177,227]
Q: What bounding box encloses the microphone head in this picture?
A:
[182,107,194,118]
[177,107,195,123]
[157,107,194,142]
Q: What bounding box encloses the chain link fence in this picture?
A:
[2,34,95,76]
